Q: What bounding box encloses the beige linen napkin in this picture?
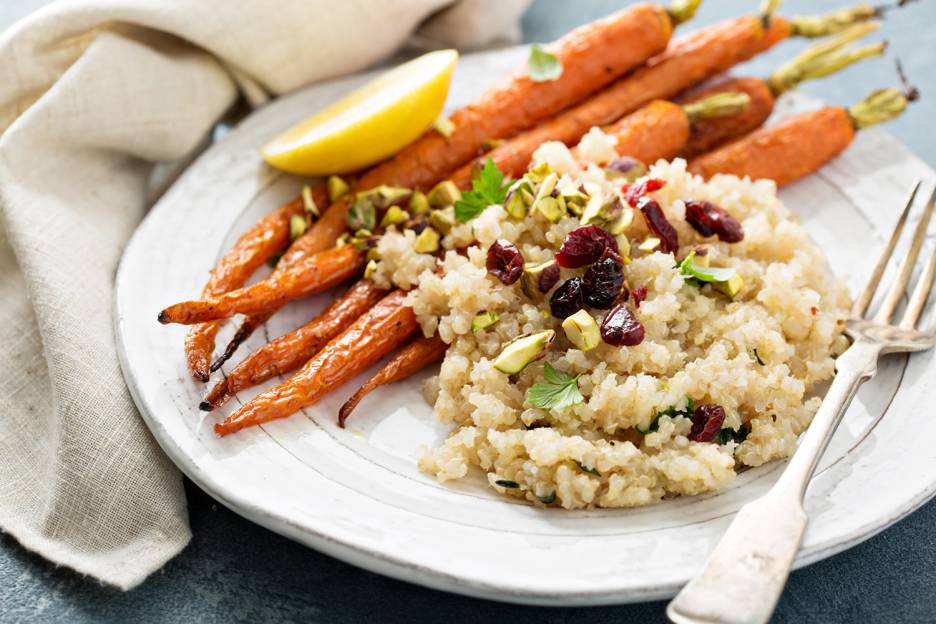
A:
[0,0,529,590]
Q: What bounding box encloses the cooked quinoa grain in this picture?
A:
[373,133,850,509]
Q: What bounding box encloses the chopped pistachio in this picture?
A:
[607,207,635,235]
[638,237,660,253]
[302,185,320,217]
[433,115,455,138]
[482,138,505,150]
[358,185,411,208]
[409,190,430,215]
[427,180,461,207]
[562,189,589,216]
[534,196,565,222]
[493,330,556,374]
[347,197,377,231]
[524,162,552,184]
[364,259,379,280]
[380,205,409,228]
[366,247,381,262]
[471,311,499,332]
[562,309,600,351]
[428,207,455,235]
[414,227,440,253]
[327,176,349,202]
[335,232,351,247]
[521,259,559,298]
[581,194,625,228]
[713,274,744,298]
[504,180,534,219]
[289,214,307,240]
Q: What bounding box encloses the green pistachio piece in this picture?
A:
[327,176,349,202]
[409,190,430,215]
[607,207,635,235]
[524,162,552,184]
[471,311,499,332]
[380,205,409,228]
[366,247,381,262]
[358,185,411,209]
[364,259,378,280]
[638,237,660,253]
[428,207,455,235]
[302,185,320,217]
[427,180,462,207]
[492,330,556,374]
[347,197,377,231]
[562,310,600,352]
[414,227,440,253]
[433,115,455,138]
[713,274,744,298]
[289,214,307,240]
[535,196,565,223]
[335,232,351,247]
[521,259,559,298]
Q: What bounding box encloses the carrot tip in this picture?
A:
[194,371,210,383]
[199,400,214,412]
[158,310,170,324]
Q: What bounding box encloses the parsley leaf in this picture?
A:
[453,158,509,222]
[718,426,749,445]
[636,397,695,435]
[527,363,584,411]
[528,44,563,82]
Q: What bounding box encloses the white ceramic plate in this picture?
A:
[115,47,936,606]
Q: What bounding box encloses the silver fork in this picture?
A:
[668,181,936,624]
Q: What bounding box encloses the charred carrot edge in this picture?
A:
[215,290,419,436]
[338,334,447,427]
[449,14,793,187]
[202,280,387,410]
[158,244,365,324]
[184,186,326,381]
[678,77,776,159]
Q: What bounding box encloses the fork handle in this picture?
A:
[667,341,879,624]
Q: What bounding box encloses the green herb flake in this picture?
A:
[534,491,557,504]
[528,44,563,82]
[574,460,601,477]
[433,115,455,139]
[454,158,510,223]
[526,362,584,411]
[679,251,737,284]
[347,197,377,231]
[718,426,749,446]
[495,479,521,489]
[638,397,695,434]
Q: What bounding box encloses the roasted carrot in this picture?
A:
[158,244,365,324]
[688,86,915,186]
[202,280,386,409]
[449,5,877,186]
[184,183,328,381]
[208,4,686,365]
[215,290,419,436]
[338,334,447,427]
[679,23,885,158]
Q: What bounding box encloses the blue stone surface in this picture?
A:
[2,1,935,621]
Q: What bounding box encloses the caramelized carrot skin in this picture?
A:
[204,280,386,408]
[159,244,364,324]
[357,4,672,192]
[687,107,855,187]
[338,334,446,426]
[678,76,775,159]
[450,15,788,187]
[215,291,419,435]
[589,100,690,164]
[185,196,305,380]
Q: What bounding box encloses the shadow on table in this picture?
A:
[3,478,936,624]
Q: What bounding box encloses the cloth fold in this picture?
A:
[0,0,528,590]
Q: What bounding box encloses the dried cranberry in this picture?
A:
[638,197,679,254]
[549,277,584,319]
[607,156,642,174]
[689,404,727,443]
[622,178,666,207]
[486,239,524,285]
[555,225,619,268]
[600,304,645,346]
[583,257,624,309]
[631,285,648,308]
[538,262,561,293]
[684,200,744,243]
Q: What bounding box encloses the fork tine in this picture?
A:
[852,181,920,318]
[873,184,936,324]
[900,241,936,330]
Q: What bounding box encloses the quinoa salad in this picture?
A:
[367,128,851,509]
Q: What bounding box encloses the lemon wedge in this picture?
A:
[262,49,459,176]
